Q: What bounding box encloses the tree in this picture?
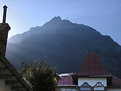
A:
[20,61,57,91]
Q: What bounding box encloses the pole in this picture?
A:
[2,5,7,23]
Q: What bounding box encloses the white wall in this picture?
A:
[107,88,121,91]
[94,87,104,90]
[0,80,11,91]
[78,78,107,86]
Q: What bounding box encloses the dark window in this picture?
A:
[94,82,104,91]
[80,82,91,91]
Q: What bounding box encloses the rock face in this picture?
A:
[6,16,121,78]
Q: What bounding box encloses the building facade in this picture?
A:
[57,52,121,91]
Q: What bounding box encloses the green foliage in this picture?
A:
[20,61,57,91]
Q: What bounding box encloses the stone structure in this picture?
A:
[0,23,10,56]
[0,5,10,56]
[0,5,32,91]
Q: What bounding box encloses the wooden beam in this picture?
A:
[5,80,18,85]
[11,86,24,90]
[0,74,13,79]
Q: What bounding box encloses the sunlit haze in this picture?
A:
[0,0,121,45]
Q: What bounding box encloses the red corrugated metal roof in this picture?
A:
[57,52,121,87]
[57,76,73,85]
[77,52,109,76]
[112,76,121,86]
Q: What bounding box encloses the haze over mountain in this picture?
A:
[6,17,121,78]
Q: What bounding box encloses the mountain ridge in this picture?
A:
[6,17,121,78]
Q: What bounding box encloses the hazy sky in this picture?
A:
[0,0,121,45]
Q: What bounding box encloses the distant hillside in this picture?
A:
[6,16,121,78]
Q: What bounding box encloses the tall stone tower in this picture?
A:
[0,5,11,56]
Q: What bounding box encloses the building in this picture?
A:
[0,5,32,91]
[57,52,121,91]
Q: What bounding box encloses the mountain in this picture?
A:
[6,16,121,78]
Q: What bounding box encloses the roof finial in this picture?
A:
[67,17,68,20]
[2,5,7,23]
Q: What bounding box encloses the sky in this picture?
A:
[0,0,121,45]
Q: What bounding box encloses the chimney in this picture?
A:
[0,5,11,56]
